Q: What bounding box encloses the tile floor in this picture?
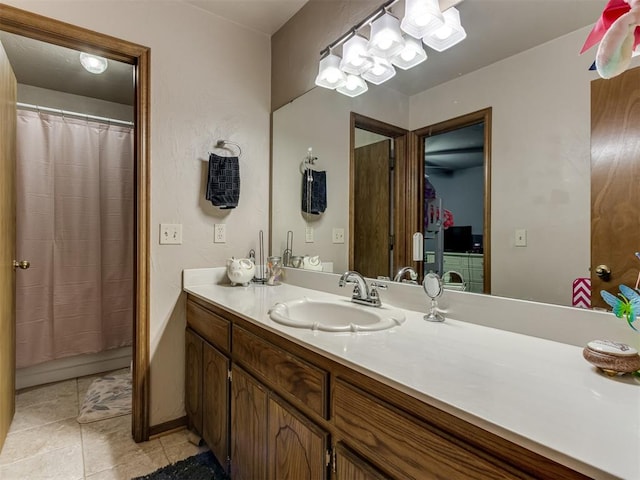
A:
[0,370,207,480]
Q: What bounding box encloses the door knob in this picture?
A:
[13,260,30,270]
[595,264,611,281]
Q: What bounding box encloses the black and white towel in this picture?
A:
[301,169,327,214]
[206,153,240,209]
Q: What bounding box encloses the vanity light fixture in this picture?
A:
[422,7,466,52]
[79,52,108,74]
[401,0,444,39]
[391,35,428,69]
[336,74,369,97]
[367,11,405,59]
[314,52,347,89]
[314,0,465,97]
[340,35,373,75]
[362,57,396,85]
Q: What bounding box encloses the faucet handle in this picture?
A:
[370,281,388,291]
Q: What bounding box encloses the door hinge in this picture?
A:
[389,154,395,170]
[389,234,395,250]
[326,446,336,472]
[227,369,232,381]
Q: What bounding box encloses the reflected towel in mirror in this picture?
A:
[302,168,327,214]
[207,153,240,209]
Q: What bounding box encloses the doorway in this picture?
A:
[0,4,150,443]
[349,113,410,279]
[413,108,492,293]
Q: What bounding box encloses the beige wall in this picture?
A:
[272,85,408,272]
[17,84,134,121]
[5,0,271,426]
[271,0,458,110]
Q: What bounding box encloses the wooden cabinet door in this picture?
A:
[268,394,328,480]
[335,443,391,480]
[202,342,229,471]
[230,365,268,480]
[185,328,203,433]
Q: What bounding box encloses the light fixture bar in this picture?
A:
[319,0,400,56]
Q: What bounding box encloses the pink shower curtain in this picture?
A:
[15,109,134,369]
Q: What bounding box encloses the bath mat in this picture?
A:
[77,372,132,424]
[132,450,228,480]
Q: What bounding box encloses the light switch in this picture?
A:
[515,229,527,247]
[160,224,182,244]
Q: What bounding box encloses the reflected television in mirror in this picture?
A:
[444,226,473,253]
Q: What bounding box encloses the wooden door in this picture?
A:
[267,394,328,480]
[591,66,640,307]
[202,342,229,472]
[0,38,16,453]
[335,443,391,480]
[230,365,268,480]
[185,329,203,433]
[353,140,391,278]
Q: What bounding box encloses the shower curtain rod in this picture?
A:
[17,102,134,127]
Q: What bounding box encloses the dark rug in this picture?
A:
[132,451,229,480]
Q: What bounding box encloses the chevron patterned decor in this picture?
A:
[572,278,591,309]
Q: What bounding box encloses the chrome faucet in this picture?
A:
[339,271,386,307]
[394,266,418,284]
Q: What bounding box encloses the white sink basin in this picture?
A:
[268,297,405,332]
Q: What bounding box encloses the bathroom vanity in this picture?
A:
[183,268,639,480]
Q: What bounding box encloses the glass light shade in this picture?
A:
[391,36,427,70]
[79,53,108,74]
[367,13,405,59]
[422,7,466,52]
[314,53,347,89]
[336,74,369,97]
[400,0,444,39]
[340,35,373,75]
[362,57,396,85]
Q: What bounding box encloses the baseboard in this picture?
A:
[149,416,188,438]
[16,346,132,390]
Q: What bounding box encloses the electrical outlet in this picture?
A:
[305,226,314,243]
[515,228,527,247]
[332,228,345,244]
[160,224,182,245]
[214,224,226,243]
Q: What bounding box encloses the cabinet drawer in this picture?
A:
[187,299,230,353]
[234,326,328,418]
[333,379,517,480]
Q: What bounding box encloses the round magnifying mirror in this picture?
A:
[423,272,445,322]
[423,272,443,300]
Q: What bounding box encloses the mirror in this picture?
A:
[272,1,625,308]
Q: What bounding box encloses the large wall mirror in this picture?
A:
[271,1,633,309]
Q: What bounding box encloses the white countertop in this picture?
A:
[184,269,640,480]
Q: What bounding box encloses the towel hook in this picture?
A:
[300,147,319,174]
[214,140,242,157]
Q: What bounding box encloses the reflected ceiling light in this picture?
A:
[79,52,108,74]
[401,0,444,39]
[391,36,427,69]
[340,35,373,75]
[422,7,466,52]
[362,57,396,85]
[336,74,369,97]
[368,12,405,59]
[314,52,347,89]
